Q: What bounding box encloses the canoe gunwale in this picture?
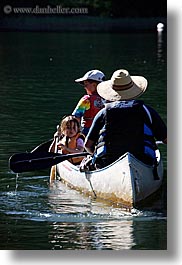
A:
[56,151,163,207]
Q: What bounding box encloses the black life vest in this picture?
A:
[95,101,156,165]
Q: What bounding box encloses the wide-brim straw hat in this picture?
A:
[97,69,148,101]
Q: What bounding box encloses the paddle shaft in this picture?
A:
[50,137,58,183]
[31,139,53,153]
[9,151,88,173]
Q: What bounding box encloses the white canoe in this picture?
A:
[56,150,163,207]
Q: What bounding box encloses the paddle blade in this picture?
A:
[9,152,88,173]
[9,152,55,173]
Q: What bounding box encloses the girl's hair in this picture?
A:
[58,115,80,135]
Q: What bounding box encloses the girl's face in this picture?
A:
[63,121,78,138]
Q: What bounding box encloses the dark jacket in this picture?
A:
[94,100,159,165]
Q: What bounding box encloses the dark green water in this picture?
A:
[0,32,167,250]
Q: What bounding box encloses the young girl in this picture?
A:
[49,115,85,165]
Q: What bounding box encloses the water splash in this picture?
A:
[15,173,19,194]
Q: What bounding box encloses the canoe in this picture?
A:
[56,150,163,207]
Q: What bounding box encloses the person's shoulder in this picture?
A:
[76,94,90,105]
[143,103,158,115]
[82,94,90,100]
[77,133,85,141]
[143,103,163,123]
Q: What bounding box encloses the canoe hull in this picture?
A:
[56,151,163,207]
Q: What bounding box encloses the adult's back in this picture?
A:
[84,69,167,168]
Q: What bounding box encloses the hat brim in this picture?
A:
[75,77,101,85]
[75,77,86,85]
[97,76,148,101]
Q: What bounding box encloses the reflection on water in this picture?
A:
[0,32,166,250]
[48,184,136,250]
[49,220,136,250]
[0,175,166,250]
[157,31,164,63]
[47,181,166,250]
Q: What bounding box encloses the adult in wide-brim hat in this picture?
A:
[97,69,148,101]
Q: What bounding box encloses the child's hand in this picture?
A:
[57,143,66,150]
[54,131,59,138]
[54,130,61,139]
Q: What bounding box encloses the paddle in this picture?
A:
[50,137,58,183]
[9,151,89,173]
[30,139,53,153]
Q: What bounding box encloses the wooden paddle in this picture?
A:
[49,137,58,183]
[30,139,53,153]
[9,151,88,173]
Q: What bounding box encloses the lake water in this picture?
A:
[0,31,167,250]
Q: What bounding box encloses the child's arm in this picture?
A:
[58,137,84,153]
[49,131,61,152]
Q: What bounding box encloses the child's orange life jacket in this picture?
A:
[59,132,85,164]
